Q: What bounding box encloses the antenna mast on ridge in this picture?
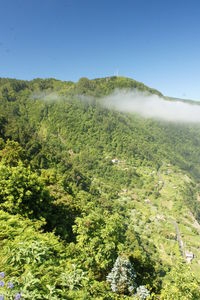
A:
[114,69,119,77]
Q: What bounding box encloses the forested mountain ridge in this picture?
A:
[0,76,200,299]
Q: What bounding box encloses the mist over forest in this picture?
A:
[102,89,200,123]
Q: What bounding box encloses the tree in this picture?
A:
[73,210,126,278]
[0,140,25,166]
[0,162,51,219]
[106,256,137,295]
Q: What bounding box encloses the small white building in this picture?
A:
[144,199,151,204]
[185,251,194,263]
[111,158,119,164]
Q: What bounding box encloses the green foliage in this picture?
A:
[0,162,51,219]
[72,209,126,278]
[0,210,87,299]
[0,76,200,298]
[0,140,25,166]
[160,261,200,300]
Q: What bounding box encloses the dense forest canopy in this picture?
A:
[0,76,200,299]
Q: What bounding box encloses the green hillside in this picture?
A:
[0,76,200,299]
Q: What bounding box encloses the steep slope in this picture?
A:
[0,76,200,299]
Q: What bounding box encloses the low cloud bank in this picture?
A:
[31,89,200,123]
[32,92,62,102]
[102,90,200,123]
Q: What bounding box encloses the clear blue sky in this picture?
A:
[1,0,200,99]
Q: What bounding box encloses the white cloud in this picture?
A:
[102,89,200,123]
